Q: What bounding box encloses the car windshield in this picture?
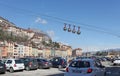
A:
[69,61,90,68]
[115,59,120,60]
[41,59,48,62]
[0,61,4,65]
[15,60,22,64]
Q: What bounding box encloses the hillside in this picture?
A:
[0,16,52,48]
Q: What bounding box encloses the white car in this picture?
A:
[113,59,120,65]
[5,59,25,73]
[64,59,106,76]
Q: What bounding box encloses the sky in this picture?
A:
[0,0,120,52]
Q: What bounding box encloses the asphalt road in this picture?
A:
[103,61,120,76]
[105,66,120,76]
[0,68,65,76]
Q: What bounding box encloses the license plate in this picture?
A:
[19,67,23,69]
[72,70,82,73]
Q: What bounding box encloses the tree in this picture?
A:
[53,42,60,48]
[95,51,108,56]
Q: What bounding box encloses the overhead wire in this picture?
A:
[0,2,120,37]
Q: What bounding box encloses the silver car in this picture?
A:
[64,59,106,76]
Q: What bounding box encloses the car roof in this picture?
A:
[72,59,95,64]
[6,58,20,60]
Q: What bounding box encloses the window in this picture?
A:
[41,59,48,62]
[15,60,22,64]
[69,61,90,68]
[14,53,17,55]
[0,62,3,65]
[95,61,102,67]
[6,60,12,64]
[32,59,37,63]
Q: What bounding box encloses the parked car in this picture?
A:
[113,59,120,65]
[36,58,52,69]
[0,61,6,74]
[0,59,6,63]
[50,57,67,68]
[19,58,38,71]
[5,59,24,73]
[64,59,106,76]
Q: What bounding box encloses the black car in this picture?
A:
[19,58,38,71]
[36,58,52,69]
[0,61,6,74]
[50,57,67,68]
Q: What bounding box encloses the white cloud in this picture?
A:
[47,30,55,37]
[46,30,59,41]
[35,17,47,24]
[60,42,69,46]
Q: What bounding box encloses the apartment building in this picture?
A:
[0,41,8,58]
[32,47,38,57]
[17,44,25,58]
[24,45,30,57]
[6,41,14,58]
[72,48,82,57]
[43,48,51,58]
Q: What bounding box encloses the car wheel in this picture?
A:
[113,63,116,66]
[47,67,50,69]
[35,67,38,70]
[26,66,30,71]
[9,67,14,73]
[39,66,43,69]
[58,65,62,70]
[104,72,106,76]
[2,72,6,74]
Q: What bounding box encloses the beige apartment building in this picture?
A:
[72,48,82,57]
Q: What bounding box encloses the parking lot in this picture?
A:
[1,66,120,76]
[0,60,120,76]
[102,61,120,76]
[0,68,65,76]
[0,61,120,76]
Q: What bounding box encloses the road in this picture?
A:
[105,66,120,76]
[103,61,120,76]
[0,68,65,76]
